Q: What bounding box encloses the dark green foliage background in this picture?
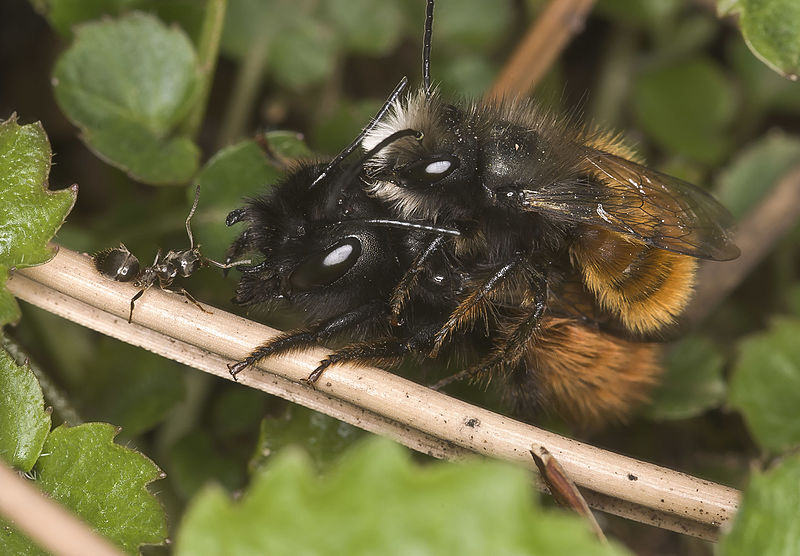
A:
[1,0,800,554]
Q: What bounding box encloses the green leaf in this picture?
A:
[262,130,313,161]
[31,0,133,37]
[270,17,339,90]
[727,38,800,114]
[323,0,407,55]
[715,133,800,219]
[1,423,167,554]
[0,115,77,325]
[728,317,800,453]
[435,0,512,50]
[248,406,363,474]
[52,13,201,185]
[633,58,737,164]
[646,336,726,420]
[720,0,800,81]
[39,424,166,552]
[312,99,382,154]
[0,348,51,472]
[211,388,268,439]
[222,0,340,90]
[194,140,282,260]
[176,437,629,556]
[719,454,800,556]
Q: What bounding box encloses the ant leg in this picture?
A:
[390,235,445,324]
[128,289,145,323]
[177,288,210,314]
[228,301,386,380]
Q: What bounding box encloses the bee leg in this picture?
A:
[306,339,407,385]
[306,324,439,384]
[228,302,386,380]
[431,298,546,391]
[429,254,526,357]
[390,235,446,324]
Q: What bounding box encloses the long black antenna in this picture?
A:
[309,77,409,189]
[341,128,422,184]
[423,0,434,98]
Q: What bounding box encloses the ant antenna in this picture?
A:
[423,0,434,98]
[309,77,409,189]
[185,185,201,249]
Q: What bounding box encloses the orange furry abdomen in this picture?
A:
[570,227,697,334]
[521,317,661,425]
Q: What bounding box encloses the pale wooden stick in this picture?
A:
[8,247,741,540]
[486,0,596,100]
[0,461,124,556]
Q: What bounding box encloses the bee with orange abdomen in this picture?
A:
[315,0,739,424]
[226,0,739,426]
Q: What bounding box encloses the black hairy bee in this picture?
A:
[225,89,473,380]
[227,0,739,425]
[94,186,240,322]
[353,0,739,423]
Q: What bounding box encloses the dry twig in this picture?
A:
[687,163,800,323]
[7,246,740,541]
[0,461,124,556]
[486,0,596,100]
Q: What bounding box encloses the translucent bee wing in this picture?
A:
[520,150,740,261]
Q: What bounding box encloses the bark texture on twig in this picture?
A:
[7,247,741,540]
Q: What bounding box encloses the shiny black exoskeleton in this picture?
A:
[94,186,240,322]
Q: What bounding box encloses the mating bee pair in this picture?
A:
[222,0,739,426]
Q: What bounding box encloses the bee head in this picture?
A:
[227,162,400,320]
[362,91,482,221]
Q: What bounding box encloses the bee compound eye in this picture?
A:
[399,155,460,188]
[288,236,363,291]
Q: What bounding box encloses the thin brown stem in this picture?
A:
[8,246,740,540]
[0,461,124,556]
[182,0,228,139]
[686,163,800,324]
[486,0,597,100]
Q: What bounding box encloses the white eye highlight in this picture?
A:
[425,160,452,174]
[323,243,354,266]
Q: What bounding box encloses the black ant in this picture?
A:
[93,186,246,322]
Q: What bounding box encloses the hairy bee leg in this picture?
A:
[390,235,446,323]
[429,254,526,357]
[228,302,386,380]
[306,339,408,385]
[307,323,441,384]
[431,298,546,390]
